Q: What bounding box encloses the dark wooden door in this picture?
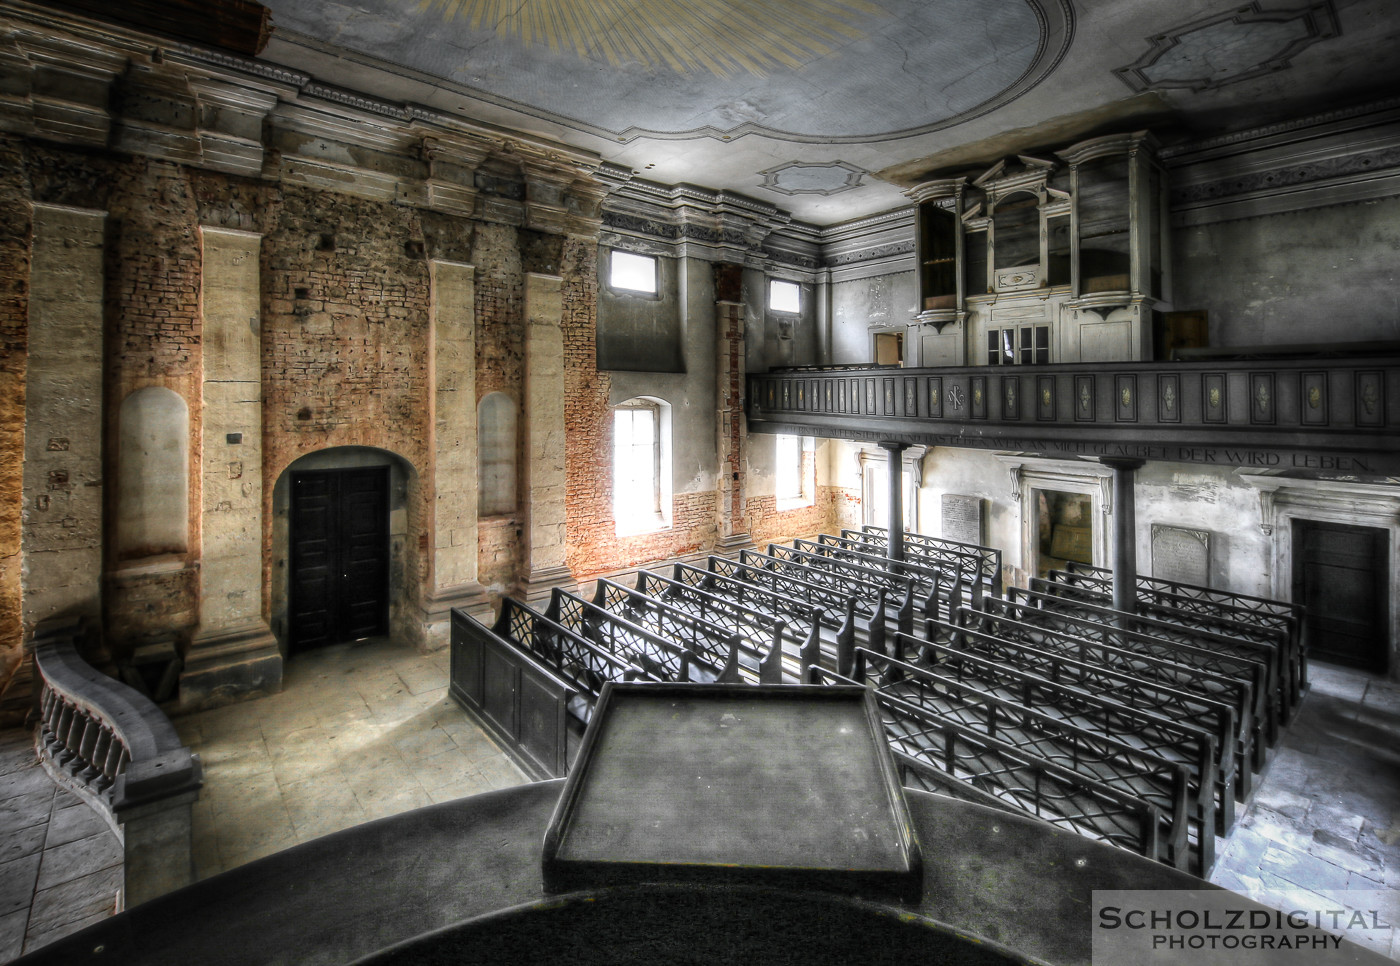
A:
[1292,520,1389,672]
[290,467,389,651]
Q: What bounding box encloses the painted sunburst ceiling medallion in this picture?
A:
[421,0,887,79]
[269,0,1073,143]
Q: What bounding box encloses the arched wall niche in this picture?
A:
[478,391,518,517]
[268,446,420,653]
[115,386,190,564]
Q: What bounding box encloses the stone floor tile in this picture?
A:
[0,762,54,801]
[1308,666,1371,704]
[395,660,446,697]
[0,853,42,917]
[25,865,120,937]
[0,788,56,834]
[406,748,480,792]
[1241,806,1317,855]
[410,686,450,710]
[35,831,122,891]
[355,783,433,820]
[279,775,361,811]
[448,727,508,764]
[1307,835,1385,878]
[22,909,111,956]
[1259,843,1355,894]
[1361,682,1400,717]
[425,777,491,805]
[393,726,456,762]
[1,825,48,867]
[286,803,367,843]
[44,801,112,850]
[474,753,528,790]
[0,908,27,962]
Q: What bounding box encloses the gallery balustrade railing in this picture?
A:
[32,618,202,908]
[747,357,1400,473]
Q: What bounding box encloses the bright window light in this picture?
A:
[610,251,657,294]
[769,279,800,313]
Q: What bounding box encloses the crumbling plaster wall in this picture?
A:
[1173,196,1400,346]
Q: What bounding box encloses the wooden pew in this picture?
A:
[549,589,742,685]
[851,646,1208,874]
[628,570,818,683]
[737,548,903,670]
[1048,567,1304,710]
[754,545,923,636]
[862,525,1003,597]
[957,605,1262,780]
[1006,586,1287,742]
[704,556,866,674]
[884,628,1231,833]
[450,598,654,779]
[592,577,780,686]
[840,527,995,603]
[908,615,1249,801]
[791,536,967,619]
[812,664,1163,865]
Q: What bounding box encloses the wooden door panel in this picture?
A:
[1293,520,1388,672]
[290,467,389,651]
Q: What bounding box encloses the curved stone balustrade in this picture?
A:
[31,617,202,908]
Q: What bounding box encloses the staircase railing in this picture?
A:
[32,617,202,908]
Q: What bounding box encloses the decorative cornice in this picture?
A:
[1171,144,1400,206]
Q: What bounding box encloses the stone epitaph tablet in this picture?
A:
[941,494,984,545]
[1151,524,1211,587]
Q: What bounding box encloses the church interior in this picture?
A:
[1,0,1399,962]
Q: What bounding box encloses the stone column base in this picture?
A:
[418,583,494,652]
[521,565,576,608]
[178,621,281,711]
[714,532,755,555]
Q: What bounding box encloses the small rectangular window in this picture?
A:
[769,279,800,314]
[609,251,658,295]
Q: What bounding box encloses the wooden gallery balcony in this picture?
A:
[746,356,1400,476]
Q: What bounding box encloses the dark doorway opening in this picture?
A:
[289,466,390,652]
[1292,519,1390,673]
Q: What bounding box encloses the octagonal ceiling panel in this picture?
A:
[266,0,1069,143]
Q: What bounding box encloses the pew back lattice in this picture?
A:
[912,616,1247,799]
[982,594,1275,748]
[549,588,742,685]
[629,570,803,684]
[814,666,1163,864]
[853,647,1207,873]
[1035,573,1302,708]
[861,525,1003,596]
[755,545,922,633]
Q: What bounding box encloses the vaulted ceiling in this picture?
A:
[156,0,1400,224]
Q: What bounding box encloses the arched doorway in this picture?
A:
[271,447,417,655]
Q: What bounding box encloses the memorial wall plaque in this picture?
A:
[941,494,984,545]
[1151,524,1211,587]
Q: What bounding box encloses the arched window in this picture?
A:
[478,392,517,516]
[613,396,671,535]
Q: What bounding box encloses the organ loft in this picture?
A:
[0,0,1398,963]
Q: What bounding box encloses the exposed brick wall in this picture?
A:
[478,516,522,593]
[103,157,204,652]
[828,484,864,533]
[0,136,32,720]
[259,182,437,608]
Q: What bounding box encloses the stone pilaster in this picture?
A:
[715,299,753,551]
[23,205,106,633]
[521,272,574,603]
[421,259,490,645]
[180,226,280,707]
